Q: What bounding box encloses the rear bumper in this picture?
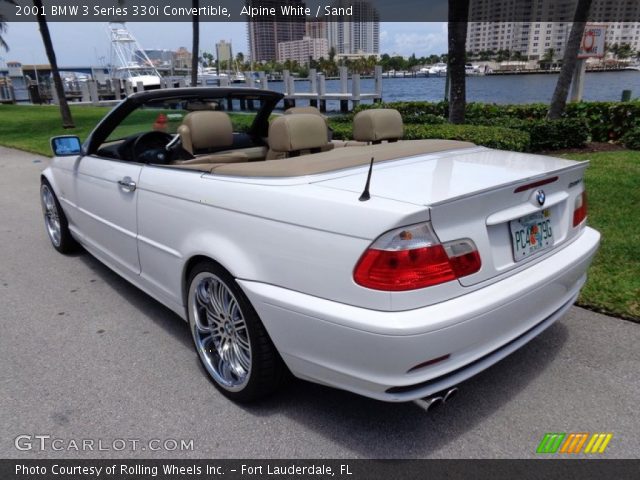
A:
[239,227,600,402]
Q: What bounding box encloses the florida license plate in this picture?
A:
[510,209,553,261]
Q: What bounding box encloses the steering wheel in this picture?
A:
[131,131,176,164]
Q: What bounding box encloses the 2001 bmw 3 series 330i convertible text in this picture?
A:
[40,88,600,403]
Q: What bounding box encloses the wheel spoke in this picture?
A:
[236,333,250,351]
[233,342,251,372]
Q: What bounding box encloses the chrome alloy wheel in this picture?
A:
[189,272,252,391]
[41,184,61,247]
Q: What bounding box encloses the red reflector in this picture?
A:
[407,354,451,373]
[514,176,559,193]
[354,245,456,291]
[449,250,482,278]
[573,192,588,226]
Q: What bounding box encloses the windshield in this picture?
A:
[105,98,258,143]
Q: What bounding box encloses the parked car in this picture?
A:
[41,88,600,404]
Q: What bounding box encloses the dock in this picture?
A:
[280,66,383,113]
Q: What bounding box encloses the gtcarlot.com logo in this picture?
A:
[536,432,613,454]
[14,434,194,452]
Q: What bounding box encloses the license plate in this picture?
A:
[510,209,553,261]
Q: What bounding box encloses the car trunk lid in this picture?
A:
[312,147,589,286]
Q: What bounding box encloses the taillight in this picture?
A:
[353,223,481,291]
[573,191,587,227]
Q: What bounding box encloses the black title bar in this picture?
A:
[1,0,639,22]
[2,459,640,480]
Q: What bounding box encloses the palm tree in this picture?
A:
[547,0,593,120]
[447,0,470,124]
[33,0,74,128]
[1,0,15,51]
[190,0,199,86]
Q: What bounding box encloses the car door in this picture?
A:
[74,155,142,275]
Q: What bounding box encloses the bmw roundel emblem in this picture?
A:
[536,189,546,206]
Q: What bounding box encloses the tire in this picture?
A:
[186,260,286,402]
[40,179,80,254]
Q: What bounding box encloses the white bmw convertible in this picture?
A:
[41,88,600,404]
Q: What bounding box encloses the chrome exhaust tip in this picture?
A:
[422,396,444,412]
[443,387,458,403]
[416,387,459,412]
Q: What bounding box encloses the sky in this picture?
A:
[0,21,447,66]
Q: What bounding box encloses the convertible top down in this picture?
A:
[40,87,600,403]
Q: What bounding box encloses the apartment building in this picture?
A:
[277,36,329,64]
[467,0,640,60]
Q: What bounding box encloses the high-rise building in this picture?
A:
[305,19,327,40]
[277,36,329,64]
[216,40,233,64]
[327,0,380,56]
[466,0,640,60]
[246,0,306,62]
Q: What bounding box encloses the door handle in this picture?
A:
[117,177,136,192]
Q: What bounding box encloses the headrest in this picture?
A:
[353,109,404,143]
[268,114,329,152]
[285,106,326,120]
[178,111,233,152]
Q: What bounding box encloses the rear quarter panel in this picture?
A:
[136,166,430,312]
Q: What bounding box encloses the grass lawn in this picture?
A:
[0,104,637,320]
[560,151,640,321]
[0,104,256,156]
[0,104,111,155]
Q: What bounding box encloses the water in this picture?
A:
[268,70,639,109]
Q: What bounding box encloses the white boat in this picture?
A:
[107,23,162,89]
[428,63,447,76]
[466,64,483,76]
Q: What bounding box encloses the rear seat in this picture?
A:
[266,114,334,160]
[173,111,248,165]
[352,108,404,144]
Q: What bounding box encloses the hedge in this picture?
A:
[329,121,530,152]
[468,117,590,151]
[621,128,640,150]
[353,100,640,142]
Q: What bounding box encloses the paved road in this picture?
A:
[1,146,639,459]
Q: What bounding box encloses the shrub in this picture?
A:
[355,100,640,143]
[329,122,353,141]
[403,124,530,152]
[470,117,589,151]
[621,128,640,150]
[566,102,640,142]
[527,118,590,151]
[328,121,529,151]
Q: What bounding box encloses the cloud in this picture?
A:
[379,22,447,57]
[394,33,444,56]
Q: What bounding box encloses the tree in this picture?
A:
[447,0,470,124]
[541,48,555,63]
[547,0,593,120]
[33,0,74,128]
[0,0,14,51]
[614,43,634,60]
[202,51,214,68]
[496,49,511,62]
[190,0,199,86]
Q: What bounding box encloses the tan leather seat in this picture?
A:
[353,109,404,144]
[175,111,247,164]
[284,106,337,151]
[284,106,327,120]
[266,114,334,160]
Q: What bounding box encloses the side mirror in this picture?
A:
[51,136,82,156]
